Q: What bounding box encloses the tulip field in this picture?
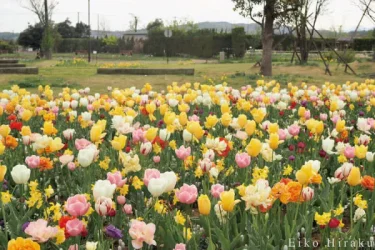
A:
[1,79,375,250]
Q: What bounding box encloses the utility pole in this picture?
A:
[98,14,99,37]
[88,0,91,62]
[44,0,51,59]
[78,12,80,23]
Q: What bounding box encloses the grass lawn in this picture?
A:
[0,53,374,93]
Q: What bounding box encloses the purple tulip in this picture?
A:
[105,225,123,239]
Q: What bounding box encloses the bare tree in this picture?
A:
[290,0,329,64]
[357,0,375,23]
[21,0,58,26]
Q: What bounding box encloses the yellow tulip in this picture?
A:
[0,142,5,155]
[164,112,176,126]
[298,107,306,117]
[204,115,218,129]
[179,112,188,126]
[237,114,247,129]
[0,165,6,182]
[90,124,104,143]
[221,103,231,114]
[251,108,265,123]
[221,113,232,127]
[145,127,158,142]
[245,120,256,136]
[268,133,280,150]
[186,121,204,140]
[246,138,262,157]
[43,121,57,136]
[49,138,64,152]
[347,167,361,186]
[0,125,10,138]
[219,189,240,212]
[159,104,168,116]
[111,135,127,151]
[198,194,211,215]
[296,163,314,186]
[355,145,367,159]
[21,126,31,137]
[21,109,33,121]
[336,120,346,133]
[268,123,279,134]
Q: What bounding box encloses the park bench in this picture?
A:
[75,50,88,55]
[0,50,8,54]
[120,50,133,56]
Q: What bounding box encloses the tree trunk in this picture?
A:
[300,22,308,64]
[44,0,52,60]
[261,0,275,76]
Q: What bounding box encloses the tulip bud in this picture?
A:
[198,194,211,215]
[302,187,314,201]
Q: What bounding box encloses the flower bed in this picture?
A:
[0,79,375,249]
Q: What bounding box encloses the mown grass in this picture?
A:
[0,53,373,93]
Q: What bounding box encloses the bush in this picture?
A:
[353,39,375,51]
[0,40,16,53]
[232,27,246,58]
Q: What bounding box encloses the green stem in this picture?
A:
[350,187,353,231]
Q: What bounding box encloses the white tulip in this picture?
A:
[366,152,374,162]
[160,172,177,192]
[183,129,193,142]
[11,165,31,184]
[93,180,116,201]
[148,178,168,197]
[140,142,152,155]
[159,129,171,141]
[322,137,335,155]
[71,100,78,109]
[77,145,97,167]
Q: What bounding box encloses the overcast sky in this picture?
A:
[0,0,374,32]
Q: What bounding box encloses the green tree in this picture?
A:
[56,19,76,38]
[18,23,44,50]
[75,22,90,38]
[232,27,246,58]
[147,19,164,31]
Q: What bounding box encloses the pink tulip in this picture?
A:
[143,169,160,186]
[25,155,40,169]
[188,114,200,121]
[343,146,355,159]
[59,155,74,166]
[68,245,79,250]
[132,129,145,143]
[288,124,300,136]
[304,110,311,120]
[66,219,84,237]
[211,184,224,198]
[153,156,161,163]
[129,220,157,249]
[65,194,91,217]
[107,171,127,188]
[87,104,94,111]
[75,138,92,150]
[68,162,76,171]
[175,184,198,204]
[123,204,133,214]
[51,106,59,114]
[235,152,251,168]
[331,115,340,124]
[24,219,58,243]
[117,196,126,205]
[234,130,248,140]
[278,129,288,140]
[174,243,187,250]
[320,113,328,121]
[175,145,191,160]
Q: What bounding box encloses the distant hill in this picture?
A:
[0,32,19,41]
[195,22,260,34]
